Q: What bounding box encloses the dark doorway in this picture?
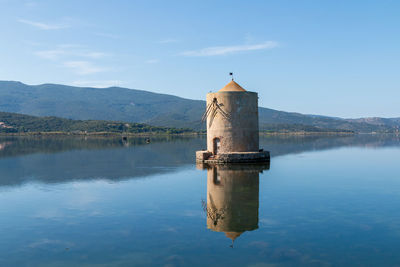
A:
[213,138,220,155]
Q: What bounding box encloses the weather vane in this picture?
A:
[229,72,233,81]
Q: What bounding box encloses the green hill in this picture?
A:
[0,112,193,134]
[0,81,399,133]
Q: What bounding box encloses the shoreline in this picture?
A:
[260,131,356,136]
[1,131,397,137]
[0,131,204,137]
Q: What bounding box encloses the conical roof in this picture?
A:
[219,80,246,92]
[225,231,244,241]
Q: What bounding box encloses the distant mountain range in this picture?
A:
[0,81,399,133]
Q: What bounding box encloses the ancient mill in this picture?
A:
[196,77,270,163]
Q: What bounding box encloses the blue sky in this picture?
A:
[0,0,399,118]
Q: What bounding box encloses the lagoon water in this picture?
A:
[1,135,400,266]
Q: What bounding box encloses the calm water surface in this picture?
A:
[1,135,400,266]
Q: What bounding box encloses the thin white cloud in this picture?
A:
[64,61,106,75]
[18,18,69,30]
[35,46,108,60]
[72,80,124,88]
[86,52,107,59]
[145,59,159,64]
[35,49,65,59]
[180,41,279,57]
[58,44,83,49]
[159,38,179,44]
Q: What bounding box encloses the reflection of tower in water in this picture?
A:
[200,163,269,246]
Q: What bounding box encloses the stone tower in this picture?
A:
[196,79,270,163]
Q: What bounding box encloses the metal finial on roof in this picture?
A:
[229,72,233,81]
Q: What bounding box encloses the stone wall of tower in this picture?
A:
[206,91,259,153]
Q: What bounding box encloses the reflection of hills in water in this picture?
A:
[0,136,205,187]
[0,135,399,187]
[0,136,203,158]
[261,134,400,157]
[201,164,269,246]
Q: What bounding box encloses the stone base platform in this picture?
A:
[196,161,270,172]
[196,150,270,164]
